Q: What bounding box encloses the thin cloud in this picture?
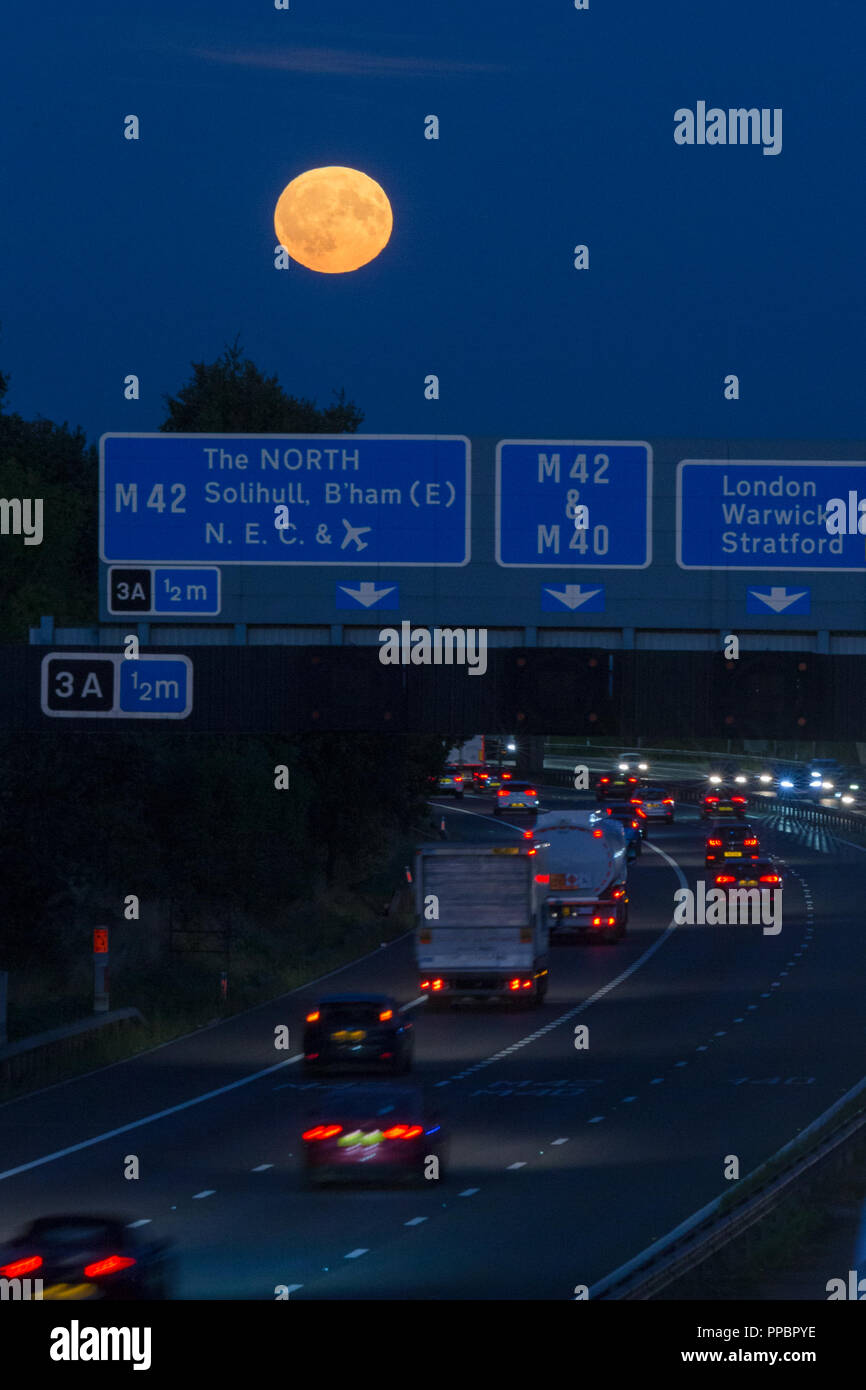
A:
[194,45,506,77]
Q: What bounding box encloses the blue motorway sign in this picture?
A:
[496,441,652,568]
[100,434,470,566]
[41,654,192,719]
[677,460,866,570]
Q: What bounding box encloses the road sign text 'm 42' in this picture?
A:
[100,434,470,566]
[496,440,652,568]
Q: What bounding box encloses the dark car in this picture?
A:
[712,859,783,890]
[704,821,760,866]
[0,1215,175,1301]
[596,772,641,802]
[630,786,675,823]
[303,994,414,1075]
[700,788,748,820]
[301,1084,446,1186]
[603,799,648,844]
[427,765,464,799]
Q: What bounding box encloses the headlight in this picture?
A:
[708,774,722,784]
[849,783,860,791]
[822,781,834,790]
[734,775,747,784]
[759,774,772,784]
[618,763,628,772]
[638,762,648,771]
[842,795,854,804]
[779,779,793,789]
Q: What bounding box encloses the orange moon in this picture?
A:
[274,166,393,274]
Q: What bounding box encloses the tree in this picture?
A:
[160,339,364,434]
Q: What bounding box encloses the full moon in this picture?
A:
[274,166,393,274]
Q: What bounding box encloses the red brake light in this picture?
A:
[420,980,430,989]
[497,788,508,796]
[663,799,674,805]
[744,838,758,847]
[454,775,463,782]
[627,777,637,784]
[705,796,719,804]
[612,887,626,898]
[303,1124,343,1142]
[599,777,609,784]
[524,789,537,797]
[431,979,444,991]
[592,827,603,837]
[83,1255,136,1279]
[715,874,737,884]
[535,873,550,884]
[631,821,639,829]
[630,797,642,804]
[305,1011,320,1023]
[382,1124,409,1139]
[403,1125,423,1139]
[379,1009,393,1022]
[759,874,781,884]
[502,772,512,779]
[708,838,722,847]
[523,829,534,839]
[509,979,520,991]
[732,796,746,804]
[0,1256,42,1278]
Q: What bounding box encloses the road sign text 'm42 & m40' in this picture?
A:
[495,441,652,568]
[100,434,470,566]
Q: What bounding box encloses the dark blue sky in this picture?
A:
[3,1,864,446]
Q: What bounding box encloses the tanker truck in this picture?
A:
[530,810,629,943]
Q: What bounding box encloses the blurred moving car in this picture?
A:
[630,786,675,823]
[301,1085,446,1186]
[493,780,540,815]
[704,821,760,866]
[0,1215,174,1300]
[596,772,640,802]
[617,752,649,773]
[712,860,783,890]
[600,802,644,855]
[701,788,748,820]
[303,994,414,1075]
[428,765,464,799]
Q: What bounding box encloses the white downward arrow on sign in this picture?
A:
[544,585,602,610]
[339,582,396,608]
[750,587,808,613]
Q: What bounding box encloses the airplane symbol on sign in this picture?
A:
[341,518,372,552]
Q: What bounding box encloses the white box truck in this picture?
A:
[414,842,548,1006]
[531,811,629,943]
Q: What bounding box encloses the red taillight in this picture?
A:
[420,980,430,989]
[599,777,609,784]
[593,827,603,837]
[522,980,532,989]
[431,979,444,991]
[663,799,674,805]
[383,1124,423,1140]
[509,979,521,991]
[454,775,463,783]
[708,838,722,847]
[631,820,639,829]
[525,789,537,797]
[502,772,512,779]
[305,1052,320,1060]
[83,1255,136,1279]
[705,796,719,804]
[744,838,758,847]
[732,796,746,804]
[379,1009,393,1022]
[305,1011,320,1023]
[0,1256,42,1278]
[534,873,550,884]
[612,888,625,898]
[523,829,534,839]
[715,874,737,884]
[630,797,642,804]
[303,1124,343,1142]
[759,874,781,884]
[627,777,637,784]
[497,788,508,796]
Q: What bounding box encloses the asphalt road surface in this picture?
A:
[1,784,863,1299]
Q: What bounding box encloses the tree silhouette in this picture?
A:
[160,338,364,434]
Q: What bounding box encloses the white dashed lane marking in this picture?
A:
[192,1189,216,1199]
[344,1249,368,1260]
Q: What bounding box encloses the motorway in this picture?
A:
[1,781,864,1299]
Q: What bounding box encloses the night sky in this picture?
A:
[3,1,864,446]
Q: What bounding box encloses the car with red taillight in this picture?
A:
[0,1215,174,1300]
[713,859,783,891]
[596,772,640,803]
[303,994,413,1075]
[301,1085,446,1186]
[701,788,747,820]
[629,785,675,823]
[704,821,761,866]
[493,780,540,815]
[428,765,464,799]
